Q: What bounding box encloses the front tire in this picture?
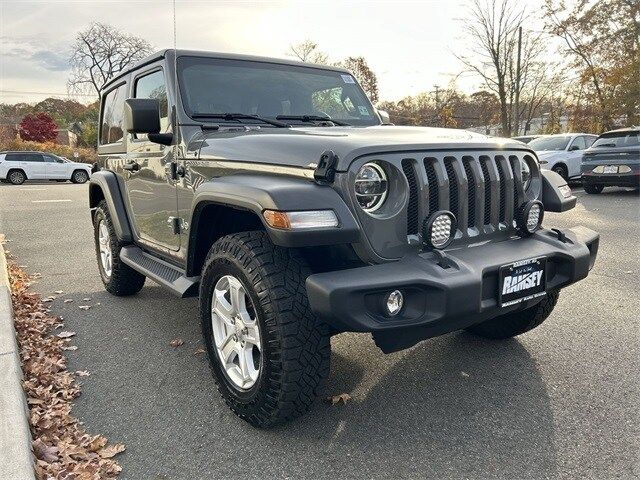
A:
[72,169,89,184]
[200,231,331,427]
[466,291,559,339]
[552,164,568,181]
[584,184,604,194]
[93,200,145,296]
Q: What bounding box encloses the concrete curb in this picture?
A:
[0,241,36,480]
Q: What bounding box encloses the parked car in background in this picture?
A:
[0,151,92,185]
[581,127,640,194]
[512,135,541,144]
[529,133,598,181]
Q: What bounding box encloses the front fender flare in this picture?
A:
[190,174,360,248]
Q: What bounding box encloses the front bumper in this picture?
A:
[306,226,599,351]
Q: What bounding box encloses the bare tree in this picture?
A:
[287,40,329,64]
[68,23,152,97]
[457,0,544,136]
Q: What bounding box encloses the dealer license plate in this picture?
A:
[499,257,547,307]
[603,165,618,174]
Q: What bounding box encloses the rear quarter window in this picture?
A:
[100,83,128,145]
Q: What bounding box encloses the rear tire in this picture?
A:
[7,169,26,185]
[71,169,89,184]
[584,184,604,194]
[199,231,331,427]
[93,200,145,296]
[466,291,559,339]
[552,164,568,181]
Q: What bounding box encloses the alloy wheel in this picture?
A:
[210,275,262,390]
[98,220,112,278]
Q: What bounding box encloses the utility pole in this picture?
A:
[513,26,522,137]
[433,85,440,126]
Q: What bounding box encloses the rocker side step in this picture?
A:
[120,245,199,298]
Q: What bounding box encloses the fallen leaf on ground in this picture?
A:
[194,348,206,355]
[57,331,76,339]
[78,305,91,310]
[64,299,74,303]
[54,290,64,294]
[82,298,91,301]
[42,297,55,303]
[326,393,352,405]
[98,443,126,458]
[76,370,90,377]
[63,345,78,351]
[461,371,470,378]
[33,438,59,463]
[170,338,184,347]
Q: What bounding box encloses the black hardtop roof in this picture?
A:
[101,49,351,93]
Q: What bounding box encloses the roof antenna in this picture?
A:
[172,0,181,153]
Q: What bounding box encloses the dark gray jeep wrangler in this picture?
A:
[90,50,599,427]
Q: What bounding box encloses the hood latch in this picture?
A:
[314,150,338,184]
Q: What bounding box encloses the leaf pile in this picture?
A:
[8,260,124,479]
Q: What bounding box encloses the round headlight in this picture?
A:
[355,162,388,212]
[519,158,531,190]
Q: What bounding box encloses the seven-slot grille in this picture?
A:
[402,152,530,240]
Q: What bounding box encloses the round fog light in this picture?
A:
[516,200,544,235]
[423,210,457,249]
[386,290,404,316]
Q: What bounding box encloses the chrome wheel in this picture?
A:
[98,220,112,278]
[211,275,262,390]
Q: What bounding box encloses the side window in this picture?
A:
[5,153,23,162]
[135,69,169,138]
[100,83,128,145]
[24,153,43,162]
[571,136,586,150]
[585,136,597,148]
[43,154,57,163]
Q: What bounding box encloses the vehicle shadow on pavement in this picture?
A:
[287,332,558,478]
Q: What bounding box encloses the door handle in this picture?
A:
[123,161,140,172]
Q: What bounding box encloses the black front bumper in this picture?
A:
[306,226,599,351]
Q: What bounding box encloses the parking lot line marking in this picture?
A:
[31,199,72,203]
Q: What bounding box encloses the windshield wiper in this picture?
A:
[192,113,290,128]
[276,115,350,126]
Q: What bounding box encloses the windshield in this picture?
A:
[177,56,379,127]
[592,131,640,148]
[529,136,571,151]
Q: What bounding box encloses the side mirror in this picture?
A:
[568,145,580,151]
[376,109,392,125]
[124,98,173,146]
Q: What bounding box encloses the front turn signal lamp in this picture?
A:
[263,210,339,230]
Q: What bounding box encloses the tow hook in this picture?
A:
[314,150,338,184]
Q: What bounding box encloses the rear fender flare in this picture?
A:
[89,170,133,242]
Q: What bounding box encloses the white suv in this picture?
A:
[0,151,92,185]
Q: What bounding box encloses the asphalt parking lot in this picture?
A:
[0,180,638,480]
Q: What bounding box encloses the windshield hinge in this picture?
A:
[314,150,338,185]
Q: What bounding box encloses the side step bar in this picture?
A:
[119,245,199,298]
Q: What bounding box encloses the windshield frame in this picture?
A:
[176,55,380,127]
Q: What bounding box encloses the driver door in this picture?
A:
[122,66,179,251]
[43,154,67,179]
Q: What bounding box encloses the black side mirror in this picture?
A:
[568,145,580,151]
[124,98,173,146]
[124,98,160,133]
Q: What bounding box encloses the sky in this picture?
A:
[0,0,548,105]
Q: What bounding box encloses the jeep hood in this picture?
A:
[196,125,531,171]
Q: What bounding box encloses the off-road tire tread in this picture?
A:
[466,291,559,339]
[94,200,145,296]
[200,231,330,428]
